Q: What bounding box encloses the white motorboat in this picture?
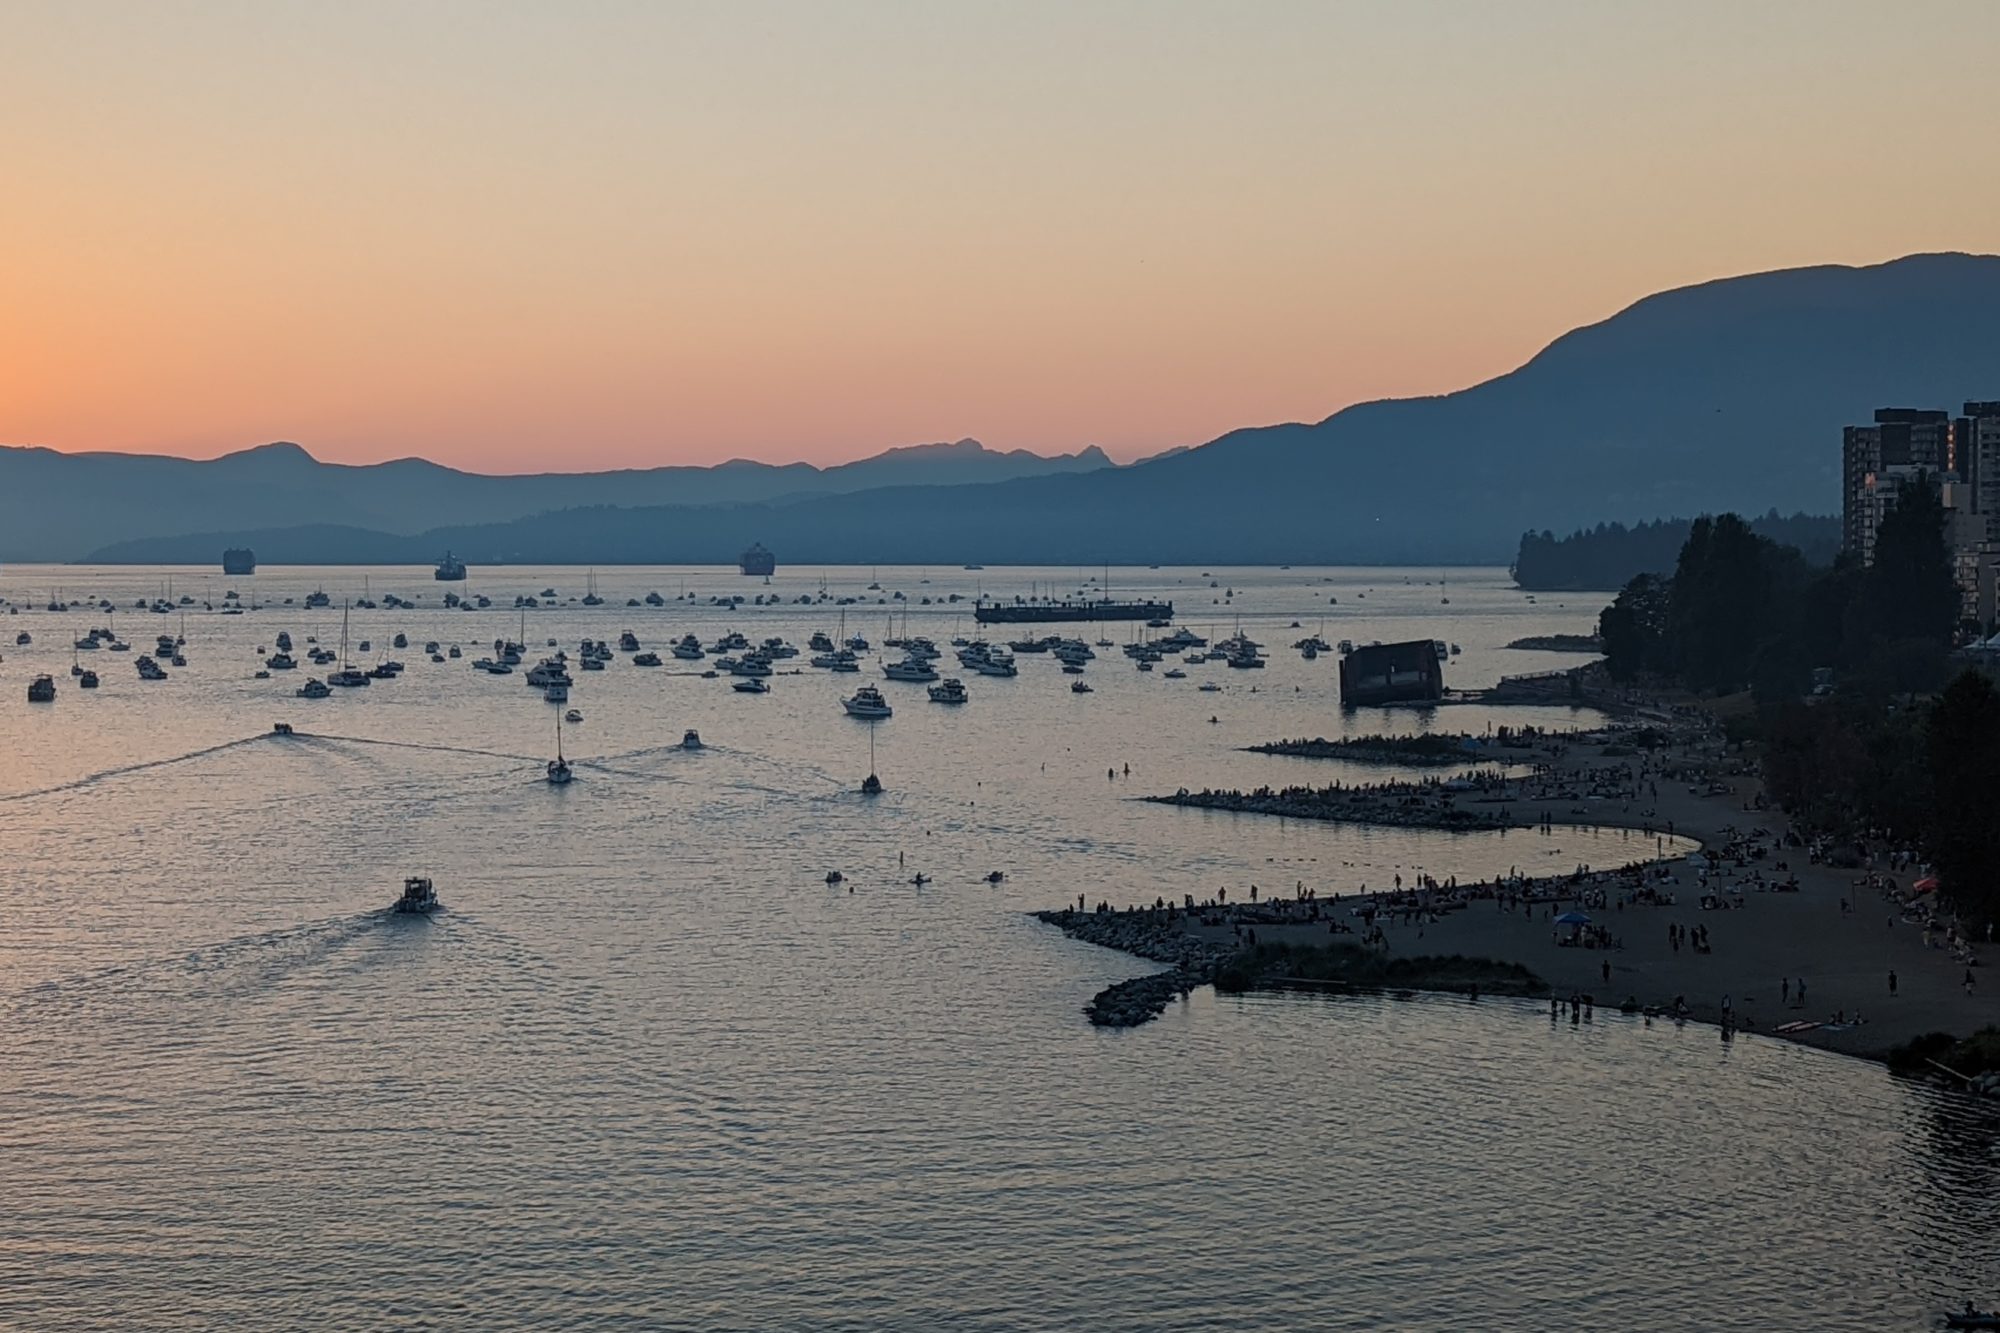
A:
[297,677,331,698]
[543,681,569,703]
[883,656,939,682]
[927,677,969,704]
[732,676,769,694]
[843,685,893,718]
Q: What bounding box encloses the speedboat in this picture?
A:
[927,678,969,704]
[732,676,769,694]
[565,708,583,723]
[392,876,439,914]
[843,685,893,718]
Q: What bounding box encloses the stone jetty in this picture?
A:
[1144,782,1512,831]
[1035,908,1239,1028]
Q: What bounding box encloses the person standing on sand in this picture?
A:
[1601,959,1611,984]
[1782,978,1790,1004]
[1888,970,1898,996]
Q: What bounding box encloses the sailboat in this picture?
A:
[582,570,604,606]
[329,604,369,687]
[860,724,883,795]
[547,709,573,784]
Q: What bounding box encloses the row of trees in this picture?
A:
[1512,511,1840,591]
[1595,476,1995,931]
[1598,482,1958,697]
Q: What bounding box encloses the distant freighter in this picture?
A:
[434,551,467,581]
[740,542,776,576]
[974,598,1173,624]
[222,547,256,576]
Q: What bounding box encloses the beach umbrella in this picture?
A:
[1554,910,1592,926]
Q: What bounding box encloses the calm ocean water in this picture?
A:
[0,564,1994,1331]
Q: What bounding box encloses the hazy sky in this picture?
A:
[3,0,1995,472]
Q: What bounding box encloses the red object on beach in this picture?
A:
[1913,876,1940,894]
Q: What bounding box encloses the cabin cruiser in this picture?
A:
[842,684,894,718]
[808,631,836,653]
[73,634,98,651]
[681,729,704,751]
[619,631,641,652]
[732,676,769,694]
[762,636,798,658]
[1198,680,1221,692]
[448,644,462,658]
[726,653,773,677]
[811,648,861,672]
[971,652,1017,677]
[328,665,370,687]
[266,652,297,670]
[883,656,939,682]
[14,632,29,646]
[135,655,168,680]
[423,640,439,655]
[78,669,99,689]
[107,639,130,653]
[581,654,604,671]
[1070,679,1093,693]
[526,659,573,688]
[927,677,969,704]
[671,635,704,660]
[844,633,870,652]
[1164,668,1186,679]
[275,631,293,652]
[543,680,569,702]
[393,876,439,914]
[27,674,55,703]
[305,588,331,609]
[632,651,663,667]
[1337,639,1355,655]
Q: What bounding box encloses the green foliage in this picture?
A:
[1849,475,1959,654]
[1598,573,1669,680]
[1926,672,2000,933]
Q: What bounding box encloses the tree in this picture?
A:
[1598,573,1668,680]
[1850,473,1958,656]
[1927,671,2000,934]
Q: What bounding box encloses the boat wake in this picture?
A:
[0,733,275,805]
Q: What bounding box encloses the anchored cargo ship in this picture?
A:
[974,598,1173,625]
[740,542,776,576]
[435,551,467,581]
[222,547,256,576]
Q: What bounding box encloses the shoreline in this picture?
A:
[1043,705,2000,1068]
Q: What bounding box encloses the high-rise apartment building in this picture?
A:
[1841,407,1955,561]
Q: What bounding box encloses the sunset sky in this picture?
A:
[4,0,1996,472]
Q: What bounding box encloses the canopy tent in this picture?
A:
[1554,910,1593,926]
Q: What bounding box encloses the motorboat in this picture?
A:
[883,656,938,682]
[78,669,99,689]
[632,652,663,667]
[393,876,439,914]
[526,659,572,688]
[27,674,56,702]
[135,655,168,680]
[732,676,769,694]
[543,681,570,703]
[1164,668,1186,679]
[565,708,583,723]
[1070,679,1092,693]
[448,645,462,658]
[305,588,331,609]
[1947,1309,2000,1330]
[682,729,703,750]
[927,677,969,704]
[671,635,705,660]
[297,678,331,698]
[843,685,893,718]
[13,632,28,646]
[266,652,297,669]
[825,871,844,884]
[971,652,1017,678]
[1198,681,1221,693]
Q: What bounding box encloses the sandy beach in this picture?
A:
[1106,720,2000,1062]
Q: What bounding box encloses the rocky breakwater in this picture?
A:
[1034,908,1240,1028]
[1144,778,1512,832]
